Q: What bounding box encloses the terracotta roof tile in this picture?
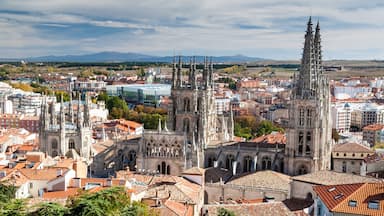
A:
[292,171,380,185]
[314,183,384,216]
[332,143,374,153]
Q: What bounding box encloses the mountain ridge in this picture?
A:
[0,51,266,63]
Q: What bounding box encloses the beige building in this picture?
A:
[332,142,374,174]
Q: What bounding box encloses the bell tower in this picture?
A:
[285,18,332,176]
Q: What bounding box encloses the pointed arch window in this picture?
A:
[299,108,305,126]
[226,154,235,170]
[261,156,272,170]
[306,132,311,155]
[298,165,307,175]
[183,98,190,112]
[69,139,75,149]
[298,131,304,155]
[51,139,58,149]
[306,109,312,126]
[183,118,190,133]
[243,156,253,172]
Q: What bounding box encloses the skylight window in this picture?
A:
[334,193,344,200]
[368,200,379,210]
[348,200,357,207]
[328,187,336,192]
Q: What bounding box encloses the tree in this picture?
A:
[255,120,284,137]
[68,187,130,216]
[0,182,16,203]
[29,202,69,216]
[98,92,109,102]
[106,96,128,112]
[0,199,26,216]
[217,207,236,216]
[121,201,158,216]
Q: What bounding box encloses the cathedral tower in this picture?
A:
[285,18,332,175]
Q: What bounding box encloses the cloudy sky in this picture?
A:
[0,0,383,59]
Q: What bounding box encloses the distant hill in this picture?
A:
[0,52,266,63]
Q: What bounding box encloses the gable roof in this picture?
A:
[227,170,291,192]
[292,171,379,185]
[332,143,374,153]
[20,168,69,181]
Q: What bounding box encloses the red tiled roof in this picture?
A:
[314,183,384,216]
[313,183,364,210]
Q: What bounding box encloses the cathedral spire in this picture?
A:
[314,20,322,76]
[68,85,74,124]
[83,92,90,127]
[172,56,177,88]
[60,94,65,130]
[209,57,214,88]
[203,56,209,89]
[77,92,82,129]
[296,16,316,99]
[176,56,182,88]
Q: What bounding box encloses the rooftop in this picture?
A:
[292,171,380,185]
[314,183,384,216]
[203,202,295,216]
[332,142,374,154]
[227,170,291,192]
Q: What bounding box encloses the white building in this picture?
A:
[331,103,352,134]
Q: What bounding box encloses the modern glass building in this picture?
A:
[106,84,171,107]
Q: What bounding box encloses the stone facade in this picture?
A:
[39,92,92,161]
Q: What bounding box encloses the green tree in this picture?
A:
[0,182,16,202]
[255,120,284,137]
[0,199,26,216]
[217,207,236,216]
[121,201,158,216]
[67,187,130,216]
[98,91,109,102]
[29,202,69,216]
[106,96,128,112]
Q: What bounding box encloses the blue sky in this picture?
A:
[0,0,383,60]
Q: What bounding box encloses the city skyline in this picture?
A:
[0,0,383,60]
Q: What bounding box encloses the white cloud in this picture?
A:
[0,0,383,59]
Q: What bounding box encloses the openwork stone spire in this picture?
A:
[295,17,323,99]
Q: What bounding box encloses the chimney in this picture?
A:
[106,178,112,187]
[73,177,81,188]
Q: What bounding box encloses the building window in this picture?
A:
[261,156,272,170]
[336,153,339,156]
[69,139,75,149]
[183,98,190,112]
[29,182,33,189]
[298,165,307,175]
[243,156,252,172]
[368,200,379,210]
[348,200,357,207]
[342,161,347,173]
[183,118,190,134]
[299,108,305,126]
[226,155,235,170]
[298,132,304,155]
[306,132,311,155]
[51,139,58,149]
[306,109,312,126]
